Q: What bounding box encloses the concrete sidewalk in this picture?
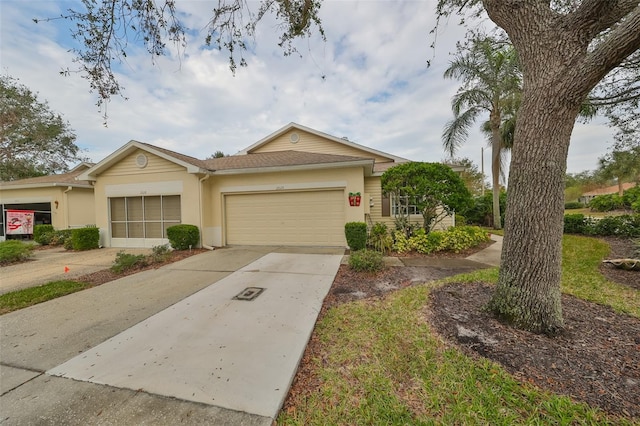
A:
[1,247,343,425]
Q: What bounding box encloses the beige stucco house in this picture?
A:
[0,163,95,240]
[76,123,456,249]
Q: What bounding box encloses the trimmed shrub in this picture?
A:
[564,214,587,234]
[54,229,73,247]
[345,222,367,251]
[71,227,100,251]
[589,194,624,212]
[166,224,199,250]
[348,249,385,273]
[564,201,583,210]
[111,251,148,273]
[0,240,35,264]
[33,225,55,245]
[408,228,445,254]
[454,214,467,226]
[367,222,393,254]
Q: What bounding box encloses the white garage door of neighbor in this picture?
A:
[225,190,346,246]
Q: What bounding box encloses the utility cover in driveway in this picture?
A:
[233,287,265,301]
[47,253,343,419]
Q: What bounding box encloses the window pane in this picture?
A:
[128,222,144,238]
[112,222,126,238]
[145,196,162,220]
[110,198,126,221]
[162,195,181,221]
[127,197,143,221]
[145,222,162,238]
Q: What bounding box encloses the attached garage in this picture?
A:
[225,190,346,246]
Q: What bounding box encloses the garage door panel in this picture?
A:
[225,191,345,246]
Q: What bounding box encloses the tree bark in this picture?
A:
[482,0,640,334]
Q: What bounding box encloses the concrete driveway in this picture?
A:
[0,246,151,295]
[1,246,343,425]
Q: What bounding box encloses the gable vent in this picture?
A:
[289,132,300,144]
[136,153,148,168]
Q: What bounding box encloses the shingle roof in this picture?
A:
[139,142,210,170]
[204,150,372,171]
[0,165,93,188]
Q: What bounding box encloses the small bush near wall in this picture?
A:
[111,251,149,273]
[345,222,367,251]
[71,227,100,250]
[349,249,385,273]
[34,225,55,245]
[166,225,199,250]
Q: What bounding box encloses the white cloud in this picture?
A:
[0,0,614,176]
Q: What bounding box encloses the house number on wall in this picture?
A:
[140,191,147,195]
[276,186,285,190]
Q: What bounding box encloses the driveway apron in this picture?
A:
[46,252,342,419]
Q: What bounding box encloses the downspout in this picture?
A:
[199,174,214,250]
[63,186,72,229]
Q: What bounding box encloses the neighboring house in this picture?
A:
[0,163,95,241]
[78,123,461,248]
[578,182,636,205]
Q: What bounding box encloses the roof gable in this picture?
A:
[238,123,409,164]
[78,141,208,180]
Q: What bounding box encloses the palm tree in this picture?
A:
[442,36,521,229]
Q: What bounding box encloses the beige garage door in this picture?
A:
[225,190,346,246]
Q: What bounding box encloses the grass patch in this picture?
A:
[277,233,638,425]
[563,208,628,218]
[0,280,90,314]
[278,286,619,425]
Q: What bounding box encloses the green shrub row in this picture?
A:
[33,225,94,250]
[564,214,640,238]
[564,201,584,210]
[0,240,35,264]
[589,186,640,212]
[393,226,490,254]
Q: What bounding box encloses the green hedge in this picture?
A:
[33,225,55,244]
[0,240,35,264]
[71,227,100,250]
[166,224,199,250]
[564,201,583,210]
[564,213,640,238]
[348,249,385,273]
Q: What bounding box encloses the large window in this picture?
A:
[391,194,421,216]
[110,195,181,238]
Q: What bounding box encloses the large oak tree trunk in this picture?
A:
[483,1,640,334]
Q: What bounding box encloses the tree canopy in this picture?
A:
[0,75,82,181]
[381,162,471,232]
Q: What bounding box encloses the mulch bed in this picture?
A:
[77,249,208,286]
[284,237,640,420]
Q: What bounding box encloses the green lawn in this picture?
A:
[277,234,639,425]
[0,280,90,314]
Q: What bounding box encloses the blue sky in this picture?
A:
[0,0,615,177]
